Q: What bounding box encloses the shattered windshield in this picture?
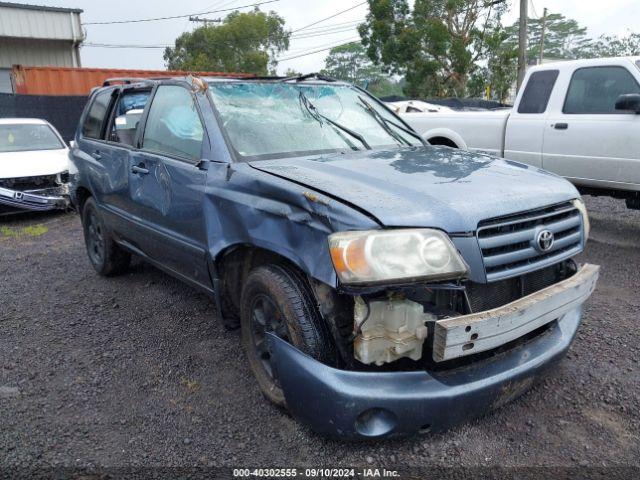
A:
[208,82,422,160]
[0,124,64,153]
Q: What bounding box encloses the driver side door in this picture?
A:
[126,84,211,288]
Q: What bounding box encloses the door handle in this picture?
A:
[131,164,149,175]
[92,150,102,160]
[553,123,569,130]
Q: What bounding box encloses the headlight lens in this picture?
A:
[328,229,468,285]
[572,198,590,240]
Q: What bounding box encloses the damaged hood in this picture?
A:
[0,148,69,179]
[249,146,580,233]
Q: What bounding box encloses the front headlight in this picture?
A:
[572,198,590,240]
[328,229,468,285]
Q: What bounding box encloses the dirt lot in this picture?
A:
[1,196,639,477]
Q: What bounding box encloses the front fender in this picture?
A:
[204,162,379,286]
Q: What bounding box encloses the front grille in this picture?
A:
[477,202,583,282]
[466,263,568,312]
[0,174,60,191]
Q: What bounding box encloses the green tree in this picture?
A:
[484,26,518,102]
[504,13,591,60]
[584,32,640,58]
[321,42,403,97]
[367,77,404,97]
[321,43,382,84]
[164,9,290,75]
[358,0,508,98]
[283,68,302,77]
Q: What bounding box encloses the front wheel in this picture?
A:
[240,264,335,407]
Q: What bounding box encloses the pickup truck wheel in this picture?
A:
[82,197,131,276]
[240,264,335,407]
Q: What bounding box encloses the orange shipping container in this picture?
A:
[11,65,253,96]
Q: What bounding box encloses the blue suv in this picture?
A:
[70,74,599,439]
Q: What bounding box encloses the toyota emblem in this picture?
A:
[536,229,555,252]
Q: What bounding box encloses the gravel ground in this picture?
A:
[1,196,639,477]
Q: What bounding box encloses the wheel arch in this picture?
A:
[74,186,93,213]
[212,242,333,315]
[423,128,467,149]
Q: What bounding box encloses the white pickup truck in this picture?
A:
[399,57,640,209]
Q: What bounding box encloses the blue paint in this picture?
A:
[68,77,589,439]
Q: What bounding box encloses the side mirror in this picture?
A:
[615,93,640,113]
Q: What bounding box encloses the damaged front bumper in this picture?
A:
[269,263,599,439]
[0,184,70,213]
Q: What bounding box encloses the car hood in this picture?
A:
[0,148,69,179]
[249,147,580,233]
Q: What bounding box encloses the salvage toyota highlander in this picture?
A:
[69,75,599,439]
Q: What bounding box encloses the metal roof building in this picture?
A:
[0,2,84,92]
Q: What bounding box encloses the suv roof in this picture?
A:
[100,73,349,90]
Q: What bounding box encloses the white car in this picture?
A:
[400,57,640,209]
[387,100,453,114]
[0,118,71,215]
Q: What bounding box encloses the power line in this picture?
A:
[83,0,280,25]
[82,22,363,50]
[292,26,359,40]
[293,19,362,33]
[291,2,367,33]
[286,36,363,53]
[278,39,361,62]
[83,43,170,49]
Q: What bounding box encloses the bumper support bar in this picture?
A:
[0,185,69,212]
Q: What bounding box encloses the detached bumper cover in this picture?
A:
[0,185,69,212]
[269,264,599,439]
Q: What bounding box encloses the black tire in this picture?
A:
[240,264,335,407]
[220,288,240,330]
[81,197,131,276]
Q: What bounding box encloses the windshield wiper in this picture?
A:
[357,96,425,146]
[298,90,371,150]
[281,72,338,83]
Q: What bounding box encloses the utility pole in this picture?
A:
[517,0,528,91]
[539,7,548,64]
[189,16,221,26]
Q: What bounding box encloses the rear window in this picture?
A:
[518,70,559,114]
[107,90,151,147]
[83,89,113,139]
[0,124,64,152]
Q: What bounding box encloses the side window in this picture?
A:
[82,90,113,139]
[518,70,559,114]
[563,66,640,114]
[142,85,204,161]
[107,90,151,146]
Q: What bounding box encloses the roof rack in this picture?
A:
[103,77,157,87]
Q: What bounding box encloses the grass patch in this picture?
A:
[0,224,49,238]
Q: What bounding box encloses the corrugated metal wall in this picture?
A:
[0,5,82,41]
[0,4,83,69]
[0,68,11,93]
[0,38,76,69]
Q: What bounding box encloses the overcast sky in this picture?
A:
[30,0,640,73]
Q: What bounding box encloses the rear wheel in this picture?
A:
[82,197,131,276]
[240,264,335,407]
